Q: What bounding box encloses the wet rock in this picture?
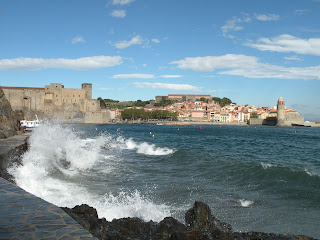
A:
[62,202,316,240]
[0,87,24,139]
[185,201,233,238]
[157,217,186,239]
[61,204,100,234]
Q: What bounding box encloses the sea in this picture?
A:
[8,122,320,239]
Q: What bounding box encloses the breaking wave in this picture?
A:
[117,137,176,155]
[8,122,173,222]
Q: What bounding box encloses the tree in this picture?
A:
[211,97,232,107]
[250,112,258,118]
[121,109,178,120]
[200,97,208,103]
[97,97,106,108]
[220,97,232,107]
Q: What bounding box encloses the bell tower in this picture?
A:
[277,97,286,126]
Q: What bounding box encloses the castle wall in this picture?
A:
[1,83,110,124]
[285,112,304,124]
[2,87,45,112]
[85,110,110,124]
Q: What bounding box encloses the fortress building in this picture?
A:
[0,83,110,123]
[276,97,304,126]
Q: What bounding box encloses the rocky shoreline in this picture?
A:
[61,202,316,240]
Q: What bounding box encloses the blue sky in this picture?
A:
[0,0,320,121]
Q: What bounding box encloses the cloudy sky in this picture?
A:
[0,0,320,121]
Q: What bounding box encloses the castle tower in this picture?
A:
[277,97,286,126]
[81,83,92,99]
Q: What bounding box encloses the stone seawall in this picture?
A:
[0,133,30,181]
[0,133,98,239]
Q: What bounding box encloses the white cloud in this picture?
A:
[0,56,123,71]
[246,34,320,56]
[132,82,201,91]
[284,56,302,61]
[113,35,143,49]
[221,63,320,80]
[152,38,160,43]
[171,54,258,72]
[72,36,86,44]
[171,54,320,80]
[110,9,126,18]
[222,13,279,38]
[255,14,280,21]
[221,16,250,38]
[111,74,155,79]
[111,0,135,5]
[160,75,182,78]
[293,9,309,16]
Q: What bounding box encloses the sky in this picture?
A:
[0,0,320,121]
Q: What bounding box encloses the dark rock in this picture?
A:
[185,201,233,238]
[61,202,316,240]
[157,217,186,239]
[72,204,99,219]
[0,87,24,139]
[61,204,100,235]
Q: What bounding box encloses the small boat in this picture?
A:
[20,115,42,130]
[291,123,311,127]
[156,123,164,126]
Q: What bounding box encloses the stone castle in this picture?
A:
[1,83,110,123]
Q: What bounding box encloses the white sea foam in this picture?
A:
[116,136,175,156]
[239,199,254,207]
[304,169,318,177]
[136,142,175,156]
[261,162,276,169]
[8,122,173,222]
[97,190,171,221]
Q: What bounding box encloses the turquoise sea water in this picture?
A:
[9,123,320,238]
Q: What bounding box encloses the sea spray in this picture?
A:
[8,122,174,222]
[96,190,171,221]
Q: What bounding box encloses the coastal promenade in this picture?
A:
[0,133,97,239]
